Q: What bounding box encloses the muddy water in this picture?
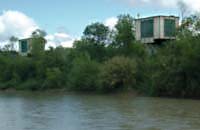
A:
[0,92,200,130]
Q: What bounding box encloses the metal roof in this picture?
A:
[19,37,46,42]
[135,15,179,20]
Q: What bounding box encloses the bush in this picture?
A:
[67,54,100,91]
[43,67,65,89]
[150,37,200,98]
[16,79,40,90]
[99,56,137,92]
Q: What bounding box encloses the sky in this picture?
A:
[0,0,199,48]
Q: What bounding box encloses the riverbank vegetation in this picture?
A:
[1,14,200,98]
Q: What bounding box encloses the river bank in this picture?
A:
[0,87,140,96]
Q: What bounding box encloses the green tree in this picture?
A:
[32,29,47,38]
[9,36,18,51]
[73,39,107,61]
[31,29,47,57]
[178,14,200,38]
[1,36,18,52]
[31,36,46,57]
[150,36,200,98]
[114,14,135,48]
[83,22,109,45]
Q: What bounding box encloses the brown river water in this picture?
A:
[0,91,200,130]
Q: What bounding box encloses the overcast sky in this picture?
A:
[0,0,199,48]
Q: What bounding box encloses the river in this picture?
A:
[0,91,200,130]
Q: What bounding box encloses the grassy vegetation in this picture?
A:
[1,14,200,98]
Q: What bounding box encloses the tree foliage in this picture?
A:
[149,36,200,98]
[114,14,135,48]
[99,56,137,92]
[1,13,200,98]
[67,54,100,91]
[83,22,109,45]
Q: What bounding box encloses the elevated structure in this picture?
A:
[135,16,179,44]
[19,37,46,56]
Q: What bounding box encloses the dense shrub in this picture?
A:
[99,56,137,92]
[67,54,100,91]
[43,67,65,89]
[1,13,200,99]
[16,79,40,90]
[150,36,200,98]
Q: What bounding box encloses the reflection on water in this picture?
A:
[0,92,200,130]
